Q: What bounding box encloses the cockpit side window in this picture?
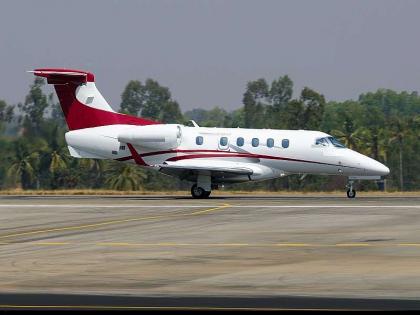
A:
[315,137,346,148]
[315,137,329,146]
[328,136,346,148]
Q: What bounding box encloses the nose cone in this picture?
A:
[364,157,390,176]
[344,149,390,176]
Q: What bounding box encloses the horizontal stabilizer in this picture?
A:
[29,68,94,85]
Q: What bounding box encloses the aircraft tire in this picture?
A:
[191,184,210,199]
[346,189,356,198]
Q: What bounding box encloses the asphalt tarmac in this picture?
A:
[0,194,419,310]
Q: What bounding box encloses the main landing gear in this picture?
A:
[346,180,356,198]
[191,173,212,198]
[191,184,211,199]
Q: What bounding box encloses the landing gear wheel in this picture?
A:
[346,179,356,199]
[347,189,356,198]
[191,184,211,199]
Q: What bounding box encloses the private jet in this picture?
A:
[30,68,390,198]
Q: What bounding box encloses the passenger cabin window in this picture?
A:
[267,138,274,148]
[236,137,244,147]
[282,139,289,148]
[220,137,228,146]
[252,138,259,147]
[196,136,203,145]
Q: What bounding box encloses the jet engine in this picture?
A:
[118,124,182,150]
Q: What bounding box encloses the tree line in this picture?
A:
[0,75,418,191]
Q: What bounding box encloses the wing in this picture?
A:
[158,159,254,181]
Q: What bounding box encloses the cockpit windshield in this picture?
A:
[315,136,346,148]
[328,136,346,148]
[315,137,329,146]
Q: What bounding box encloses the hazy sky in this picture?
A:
[1,0,420,111]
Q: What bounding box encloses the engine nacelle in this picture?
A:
[118,124,182,150]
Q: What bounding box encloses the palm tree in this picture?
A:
[79,158,104,174]
[7,141,40,189]
[105,162,147,191]
[388,117,410,191]
[49,149,67,173]
[78,158,106,188]
[34,123,69,189]
[332,115,367,151]
[332,127,364,151]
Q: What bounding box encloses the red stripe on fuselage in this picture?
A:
[127,144,148,166]
[140,149,230,157]
[165,152,336,166]
[116,148,355,169]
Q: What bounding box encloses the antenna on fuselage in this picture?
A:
[190,120,199,127]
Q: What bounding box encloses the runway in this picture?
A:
[0,194,419,310]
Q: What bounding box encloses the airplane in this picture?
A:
[29,68,390,199]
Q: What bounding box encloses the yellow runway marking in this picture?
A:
[96,242,142,247]
[335,243,372,247]
[276,243,311,247]
[34,242,71,245]
[96,242,251,247]
[0,203,231,240]
[186,206,231,216]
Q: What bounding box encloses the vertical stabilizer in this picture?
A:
[30,68,160,130]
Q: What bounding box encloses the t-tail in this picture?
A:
[30,68,159,130]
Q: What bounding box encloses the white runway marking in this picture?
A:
[235,205,420,208]
[0,205,207,208]
[0,204,419,208]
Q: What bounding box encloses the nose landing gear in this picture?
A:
[346,180,356,198]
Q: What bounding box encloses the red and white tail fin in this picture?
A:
[30,68,159,130]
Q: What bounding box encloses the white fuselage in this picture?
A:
[65,124,390,184]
